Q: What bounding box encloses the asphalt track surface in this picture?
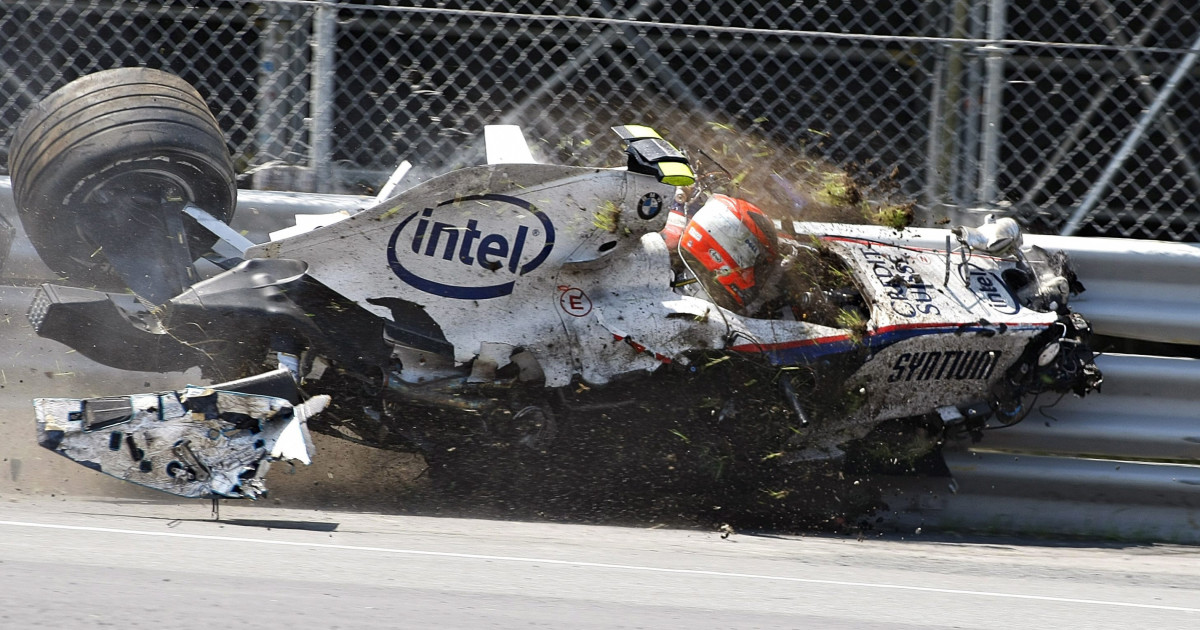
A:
[1,497,1198,629]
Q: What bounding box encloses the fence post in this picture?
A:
[254,4,310,190]
[934,0,973,224]
[309,0,336,193]
[951,0,990,222]
[977,0,1008,207]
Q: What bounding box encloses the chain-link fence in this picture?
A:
[1,1,1197,240]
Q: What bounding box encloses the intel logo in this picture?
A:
[386,194,555,299]
[968,270,1019,315]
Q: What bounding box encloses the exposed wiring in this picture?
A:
[1034,391,1071,424]
[983,392,1039,430]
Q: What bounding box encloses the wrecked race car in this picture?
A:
[10,68,1099,502]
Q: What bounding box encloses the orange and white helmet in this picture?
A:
[679,194,778,307]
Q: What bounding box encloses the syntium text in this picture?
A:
[887,349,1002,382]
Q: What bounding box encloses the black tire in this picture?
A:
[9,67,236,288]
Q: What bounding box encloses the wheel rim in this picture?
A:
[58,167,211,282]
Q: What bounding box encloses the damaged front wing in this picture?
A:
[35,381,329,499]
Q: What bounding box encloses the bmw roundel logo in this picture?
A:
[638,192,663,220]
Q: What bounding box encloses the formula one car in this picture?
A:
[10,68,1100,499]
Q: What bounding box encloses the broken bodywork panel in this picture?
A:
[34,369,327,498]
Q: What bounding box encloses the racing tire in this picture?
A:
[8,67,236,289]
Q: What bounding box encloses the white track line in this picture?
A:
[1,518,1196,614]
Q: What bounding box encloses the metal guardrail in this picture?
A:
[882,352,1200,544]
[971,353,1200,462]
[884,451,1200,544]
[1,177,1198,543]
[1014,234,1200,347]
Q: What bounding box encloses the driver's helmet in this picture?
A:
[678,194,778,308]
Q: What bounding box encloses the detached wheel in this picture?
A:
[9,67,236,292]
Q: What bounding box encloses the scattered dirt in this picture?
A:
[526,109,915,231]
[291,349,910,534]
